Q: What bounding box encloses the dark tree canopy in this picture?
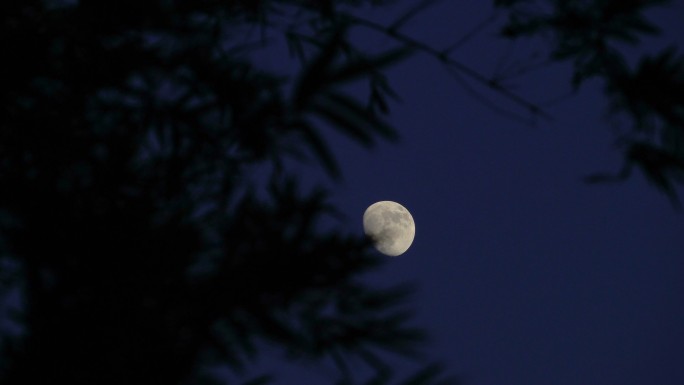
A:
[1,0,682,384]
[0,1,447,384]
[495,0,684,206]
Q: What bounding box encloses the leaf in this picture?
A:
[310,101,373,146]
[292,25,347,108]
[499,17,545,39]
[372,73,402,103]
[297,120,342,179]
[628,142,684,209]
[328,47,414,85]
[339,283,415,314]
[399,363,457,385]
[311,91,398,145]
[369,87,390,114]
[285,31,307,62]
[661,124,684,164]
[621,15,660,36]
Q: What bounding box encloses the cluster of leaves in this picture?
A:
[0,1,454,384]
[495,0,684,206]
[497,0,666,84]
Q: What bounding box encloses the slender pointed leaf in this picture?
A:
[293,26,346,108]
[298,120,341,179]
[328,47,414,85]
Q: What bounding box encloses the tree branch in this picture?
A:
[345,15,553,122]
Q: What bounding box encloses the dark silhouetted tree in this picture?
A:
[494,0,684,207]
[340,0,684,206]
[0,1,454,384]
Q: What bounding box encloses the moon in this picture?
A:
[363,201,415,256]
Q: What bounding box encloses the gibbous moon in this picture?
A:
[363,201,415,256]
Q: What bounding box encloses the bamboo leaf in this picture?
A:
[399,364,448,385]
[297,120,342,179]
[312,91,398,144]
[293,25,346,108]
[328,47,414,85]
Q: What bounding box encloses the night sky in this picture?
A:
[256,1,684,384]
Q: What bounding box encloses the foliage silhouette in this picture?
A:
[0,1,454,384]
[337,1,683,209]
[344,0,684,206]
[494,0,684,206]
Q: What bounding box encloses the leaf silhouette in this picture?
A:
[311,91,399,146]
[329,47,414,85]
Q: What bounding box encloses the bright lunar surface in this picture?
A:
[363,201,415,256]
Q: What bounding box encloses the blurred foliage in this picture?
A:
[0,0,453,384]
[495,0,684,207]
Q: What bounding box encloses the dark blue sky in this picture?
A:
[256,1,684,384]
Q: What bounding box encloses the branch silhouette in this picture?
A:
[495,0,684,207]
[344,14,554,121]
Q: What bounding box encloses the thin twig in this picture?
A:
[346,15,552,121]
[389,0,446,32]
[442,10,498,55]
[445,66,537,126]
[330,348,352,383]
